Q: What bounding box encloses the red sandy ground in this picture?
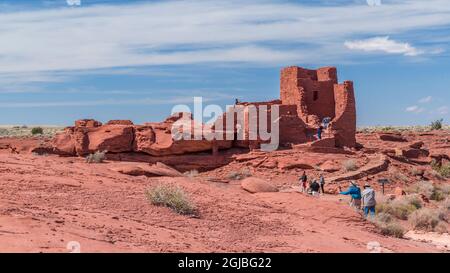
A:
[0,130,448,253]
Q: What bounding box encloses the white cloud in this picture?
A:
[419,96,433,103]
[437,106,449,115]
[405,105,425,113]
[0,0,449,78]
[344,36,422,56]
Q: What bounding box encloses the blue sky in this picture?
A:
[0,0,449,126]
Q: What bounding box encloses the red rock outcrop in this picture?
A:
[52,66,357,159]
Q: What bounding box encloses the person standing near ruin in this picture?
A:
[339,181,362,210]
[317,126,323,140]
[361,183,376,219]
[319,174,326,194]
[299,171,308,193]
[309,180,320,197]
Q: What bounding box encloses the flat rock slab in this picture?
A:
[241,177,278,193]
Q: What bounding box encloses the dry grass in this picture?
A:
[376,195,422,220]
[407,181,450,201]
[357,124,450,133]
[85,151,107,164]
[227,168,252,180]
[371,214,405,238]
[146,184,196,215]
[432,163,450,179]
[342,159,358,172]
[408,208,446,232]
[184,169,199,178]
[0,125,63,138]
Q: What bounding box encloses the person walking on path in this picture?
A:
[299,171,308,193]
[309,180,320,197]
[361,183,376,219]
[319,174,326,194]
[339,181,362,211]
[317,126,323,140]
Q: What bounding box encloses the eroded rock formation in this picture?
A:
[51,66,357,161]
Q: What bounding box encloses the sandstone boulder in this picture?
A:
[378,134,407,142]
[241,177,278,193]
[278,160,315,170]
[88,125,134,153]
[320,160,340,172]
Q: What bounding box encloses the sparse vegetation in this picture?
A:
[430,118,444,130]
[31,127,44,135]
[431,161,450,179]
[146,184,196,215]
[408,208,444,232]
[0,125,63,138]
[342,159,358,172]
[85,150,107,163]
[184,169,199,178]
[227,168,252,180]
[370,215,405,238]
[407,181,450,201]
[376,195,422,220]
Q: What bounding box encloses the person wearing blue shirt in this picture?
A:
[339,181,362,210]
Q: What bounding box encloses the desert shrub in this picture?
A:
[408,208,442,231]
[434,221,448,234]
[85,150,106,163]
[430,119,443,130]
[31,127,44,135]
[432,164,450,179]
[376,196,422,220]
[391,172,409,183]
[441,198,450,211]
[371,217,405,238]
[380,126,394,132]
[342,160,358,172]
[184,169,199,178]
[146,184,196,215]
[374,212,394,224]
[407,181,449,201]
[227,168,251,180]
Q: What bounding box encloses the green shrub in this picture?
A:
[31,127,44,135]
[146,184,196,215]
[85,150,106,163]
[430,119,443,130]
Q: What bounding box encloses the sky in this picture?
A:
[0,0,449,126]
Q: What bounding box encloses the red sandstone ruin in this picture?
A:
[51,66,356,162]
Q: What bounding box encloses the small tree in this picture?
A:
[430,119,443,130]
[31,127,44,135]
